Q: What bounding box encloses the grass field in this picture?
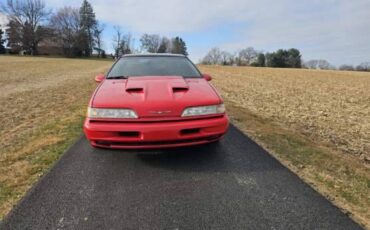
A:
[0,56,369,228]
[0,56,112,219]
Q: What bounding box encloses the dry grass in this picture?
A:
[199,65,370,228]
[0,56,112,218]
[200,65,370,162]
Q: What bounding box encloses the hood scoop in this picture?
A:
[171,79,189,92]
[125,76,189,93]
[125,79,144,93]
[126,87,143,93]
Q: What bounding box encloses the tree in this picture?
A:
[304,59,334,70]
[238,47,257,66]
[287,48,301,68]
[266,50,284,67]
[140,33,160,53]
[254,53,265,67]
[2,0,51,55]
[5,19,22,53]
[339,64,355,71]
[119,33,133,55]
[171,36,188,56]
[317,59,334,70]
[157,37,170,53]
[49,7,81,57]
[202,47,221,65]
[112,26,132,57]
[220,51,232,65]
[355,62,370,71]
[79,0,96,56]
[93,22,104,57]
[0,29,5,53]
[112,25,122,57]
[304,59,319,69]
[266,49,302,68]
[101,50,106,58]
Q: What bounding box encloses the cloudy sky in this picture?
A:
[1,0,370,66]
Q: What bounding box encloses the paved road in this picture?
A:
[1,125,362,230]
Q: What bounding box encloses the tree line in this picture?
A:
[112,31,187,57]
[201,47,370,71]
[201,47,302,68]
[0,0,188,57]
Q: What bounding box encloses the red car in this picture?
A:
[84,54,229,149]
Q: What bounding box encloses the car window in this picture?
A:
[107,56,202,78]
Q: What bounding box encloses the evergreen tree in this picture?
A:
[6,20,22,53]
[256,53,265,67]
[79,0,97,56]
[0,29,6,54]
[287,48,301,68]
[178,37,188,56]
[171,36,188,56]
[265,49,302,68]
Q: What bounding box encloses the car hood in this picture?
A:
[92,76,221,118]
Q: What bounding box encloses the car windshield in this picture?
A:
[107,56,202,78]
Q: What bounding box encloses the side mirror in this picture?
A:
[202,74,212,81]
[95,74,105,83]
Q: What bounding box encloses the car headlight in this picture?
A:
[182,104,225,117]
[87,107,138,118]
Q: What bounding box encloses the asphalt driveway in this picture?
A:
[0,125,362,230]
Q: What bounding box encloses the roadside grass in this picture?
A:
[0,56,112,219]
[225,100,370,229]
[0,111,84,217]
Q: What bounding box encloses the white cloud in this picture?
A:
[218,0,370,65]
[92,0,257,33]
[88,0,370,65]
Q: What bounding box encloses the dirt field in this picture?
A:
[0,57,369,227]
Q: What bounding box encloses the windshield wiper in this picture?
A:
[107,75,128,79]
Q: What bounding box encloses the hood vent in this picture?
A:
[172,86,188,93]
[126,87,143,93]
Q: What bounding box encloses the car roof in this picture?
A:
[121,53,186,58]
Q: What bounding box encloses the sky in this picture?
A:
[1,0,370,66]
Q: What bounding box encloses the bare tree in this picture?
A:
[112,26,133,57]
[1,0,51,54]
[304,59,335,70]
[93,22,104,57]
[356,62,370,71]
[238,47,257,66]
[339,64,355,71]
[112,25,122,57]
[220,51,232,65]
[49,7,80,56]
[317,59,335,70]
[202,47,222,65]
[304,59,318,69]
[140,33,160,53]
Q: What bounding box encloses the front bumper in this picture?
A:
[83,115,229,149]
